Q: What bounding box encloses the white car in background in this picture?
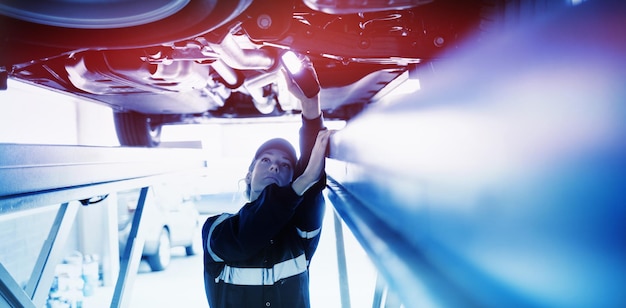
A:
[117,183,200,271]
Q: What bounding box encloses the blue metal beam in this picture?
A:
[0,263,36,308]
[24,202,80,307]
[112,187,150,308]
[325,0,626,306]
[0,144,206,308]
[0,144,206,202]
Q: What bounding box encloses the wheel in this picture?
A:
[185,244,196,256]
[147,228,171,271]
[114,111,162,147]
[0,0,254,49]
[185,224,201,256]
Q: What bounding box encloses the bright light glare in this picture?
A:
[281,51,302,74]
[389,78,421,97]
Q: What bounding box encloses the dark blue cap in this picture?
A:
[254,138,297,168]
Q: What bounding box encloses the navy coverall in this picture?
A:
[202,115,326,308]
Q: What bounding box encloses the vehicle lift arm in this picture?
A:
[0,144,206,308]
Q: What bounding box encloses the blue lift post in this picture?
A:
[0,144,207,308]
[325,0,626,307]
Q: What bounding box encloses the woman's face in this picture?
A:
[248,149,294,199]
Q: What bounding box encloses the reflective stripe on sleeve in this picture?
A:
[206,213,232,262]
[216,254,307,286]
[296,227,321,239]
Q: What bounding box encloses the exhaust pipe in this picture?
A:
[209,32,275,70]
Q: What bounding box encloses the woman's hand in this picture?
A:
[292,129,333,196]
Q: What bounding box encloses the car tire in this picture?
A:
[185,244,196,256]
[0,0,253,50]
[114,111,162,147]
[185,224,201,256]
[147,228,171,271]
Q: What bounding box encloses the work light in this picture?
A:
[280,51,320,98]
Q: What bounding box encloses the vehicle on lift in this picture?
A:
[117,183,200,271]
[0,0,491,146]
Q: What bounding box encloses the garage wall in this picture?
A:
[0,79,120,290]
[0,206,61,287]
[0,79,118,146]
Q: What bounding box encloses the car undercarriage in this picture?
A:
[1,0,492,146]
